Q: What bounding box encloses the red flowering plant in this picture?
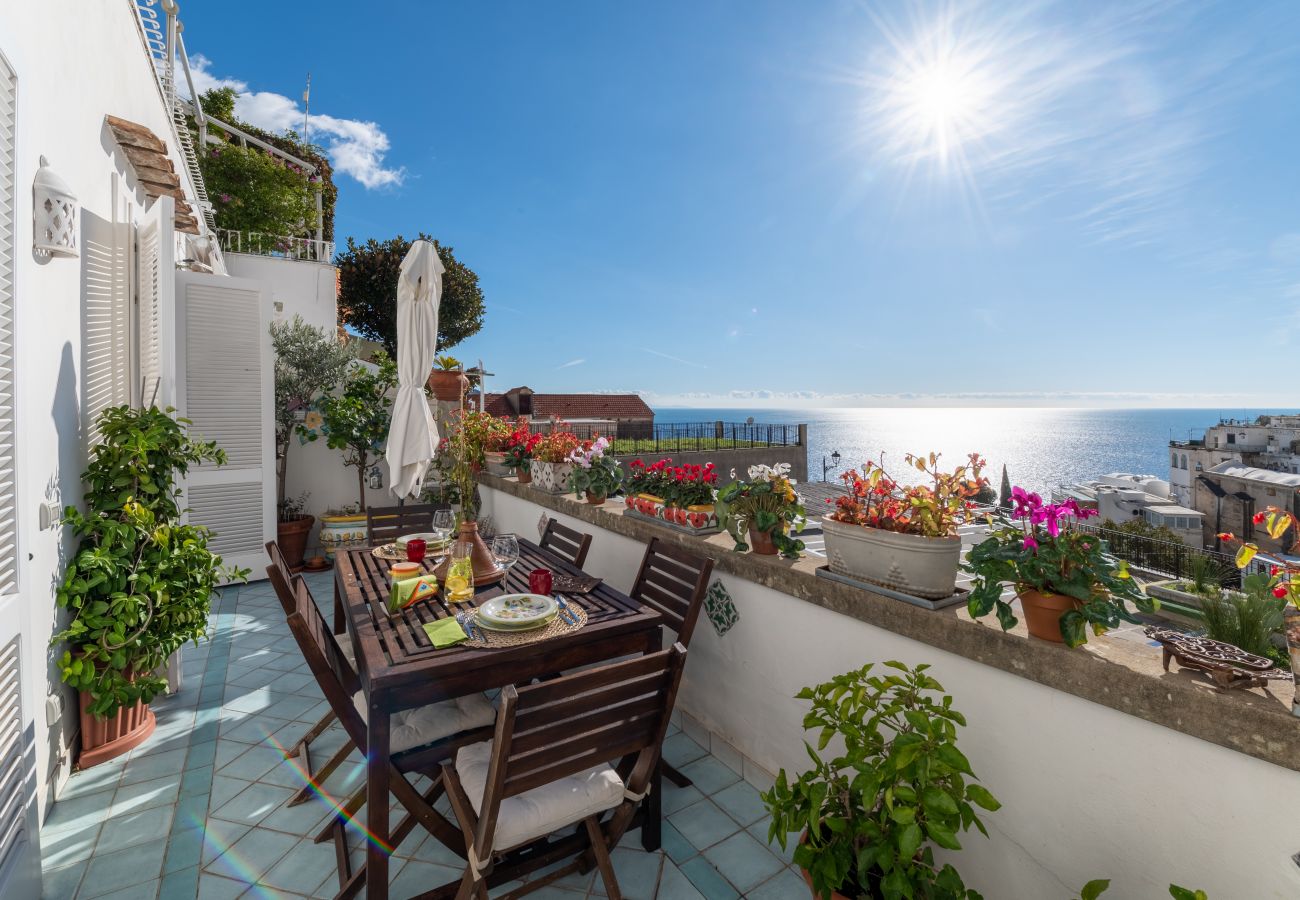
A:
[964,487,1154,647]
[500,421,542,473]
[829,452,988,539]
[1217,507,1300,608]
[450,410,513,467]
[483,415,527,454]
[623,458,675,516]
[532,428,580,464]
[660,463,720,526]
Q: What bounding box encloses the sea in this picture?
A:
[654,407,1300,494]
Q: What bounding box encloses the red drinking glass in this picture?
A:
[405,539,427,563]
[528,567,553,595]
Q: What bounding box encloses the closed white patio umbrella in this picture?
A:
[385,239,444,499]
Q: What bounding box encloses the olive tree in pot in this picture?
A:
[315,350,399,511]
[52,406,248,767]
[762,661,998,900]
[269,316,355,568]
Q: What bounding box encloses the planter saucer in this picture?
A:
[814,566,969,611]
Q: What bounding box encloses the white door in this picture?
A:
[0,46,41,900]
[135,195,175,409]
[174,272,275,577]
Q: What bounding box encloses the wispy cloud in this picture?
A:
[555,358,586,369]
[856,1,1285,244]
[188,54,403,189]
[640,347,708,369]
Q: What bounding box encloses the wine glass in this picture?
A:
[432,508,454,542]
[491,534,520,575]
[477,515,497,541]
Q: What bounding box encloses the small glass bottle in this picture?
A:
[445,539,475,603]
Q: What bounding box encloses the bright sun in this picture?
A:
[866,12,1010,178]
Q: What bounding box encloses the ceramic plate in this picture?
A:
[476,593,558,630]
[396,532,450,549]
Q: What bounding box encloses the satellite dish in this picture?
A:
[746,416,755,425]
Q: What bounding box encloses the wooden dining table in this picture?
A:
[333,538,665,900]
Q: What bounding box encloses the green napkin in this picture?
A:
[423,617,468,649]
[388,575,438,614]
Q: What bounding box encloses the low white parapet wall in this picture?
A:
[480,480,1300,899]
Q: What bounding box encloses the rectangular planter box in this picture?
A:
[815,566,969,611]
[623,499,720,536]
[483,451,513,477]
[821,517,961,600]
[530,461,575,494]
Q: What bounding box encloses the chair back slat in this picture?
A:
[366,503,445,545]
[629,538,713,647]
[265,540,295,614]
[539,518,593,568]
[267,565,368,749]
[482,645,686,807]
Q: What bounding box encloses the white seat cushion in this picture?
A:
[336,632,357,667]
[455,740,625,851]
[351,692,495,754]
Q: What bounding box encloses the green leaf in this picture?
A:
[1058,609,1087,648]
[922,787,958,817]
[1081,879,1111,900]
[896,822,922,861]
[925,822,962,851]
[1168,887,1207,900]
[935,743,973,776]
[965,784,1001,811]
[890,805,916,824]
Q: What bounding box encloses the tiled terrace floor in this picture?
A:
[38,573,803,899]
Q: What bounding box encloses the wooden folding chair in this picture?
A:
[366,502,445,546]
[266,540,359,807]
[538,518,593,569]
[440,645,688,900]
[267,565,496,899]
[627,538,713,789]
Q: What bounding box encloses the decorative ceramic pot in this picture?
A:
[634,494,665,519]
[483,451,511,477]
[78,668,156,768]
[821,518,961,600]
[748,525,780,556]
[319,513,369,559]
[532,461,575,494]
[1017,588,1079,643]
[275,514,315,570]
[624,495,636,510]
[686,504,717,530]
[586,492,606,505]
[427,369,470,403]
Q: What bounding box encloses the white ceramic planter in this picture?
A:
[531,461,575,494]
[822,518,961,600]
[483,451,512,477]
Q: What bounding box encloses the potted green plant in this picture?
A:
[824,453,987,600]
[427,354,470,403]
[661,462,721,533]
[52,406,247,767]
[965,487,1154,646]
[762,661,998,900]
[567,436,623,504]
[269,316,355,568]
[716,463,806,558]
[313,350,399,512]
[530,428,581,494]
[435,405,503,586]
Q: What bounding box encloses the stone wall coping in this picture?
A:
[481,473,1300,772]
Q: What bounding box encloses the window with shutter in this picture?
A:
[81,176,133,444]
[0,50,17,597]
[135,195,174,409]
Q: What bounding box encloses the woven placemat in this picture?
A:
[553,573,601,594]
[371,541,449,561]
[460,603,588,649]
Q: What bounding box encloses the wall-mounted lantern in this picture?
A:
[33,156,78,258]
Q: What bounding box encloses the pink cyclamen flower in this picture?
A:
[1023,534,1039,551]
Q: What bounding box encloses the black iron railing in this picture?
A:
[1075,523,1238,586]
[559,421,803,455]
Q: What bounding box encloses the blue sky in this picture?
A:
[183,1,1300,408]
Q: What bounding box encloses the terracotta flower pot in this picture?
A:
[1018,588,1080,643]
[797,832,858,900]
[276,514,315,571]
[517,469,532,484]
[427,369,470,402]
[78,669,156,769]
[586,492,606,505]
[749,524,781,556]
[431,521,504,587]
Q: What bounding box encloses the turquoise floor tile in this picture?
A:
[179,765,214,799]
[119,748,188,787]
[79,839,166,898]
[701,831,786,894]
[656,859,707,900]
[199,818,252,865]
[97,803,176,855]
[41,859,87,899]
[748,865,808,899]
[257,837,338,894]
[90,878,161,900]
[185,741,218,771]
[40,821,101,868]
[679,756,741,796]
[157,865,199,900]
[195,872,246,900]
[660,821,697,865]
[164,823,206,875]
[662,732,708,768]
[661,781,704,816]
[209,774,253,810]
[387,859,463,899]
[174,791,211,831]
[257,794,330,837]
[41,786,114,835]
[747,819,795,865]
[202,825,297,882]
[57,760,126,800]
[711,780,767,828]
[678,857,740,900]
[668,799,743,852]
[589,847,662,899]
[109,773,181,818]
[216,742,284,782]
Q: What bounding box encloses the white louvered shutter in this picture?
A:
[174,271,274,576]
[0,48,41,900]
[81,174,133,444]
[135,194,174,409]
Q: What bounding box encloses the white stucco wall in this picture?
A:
[225,253,338,334]
[0,2,206,816]
[481,484,1300,900]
